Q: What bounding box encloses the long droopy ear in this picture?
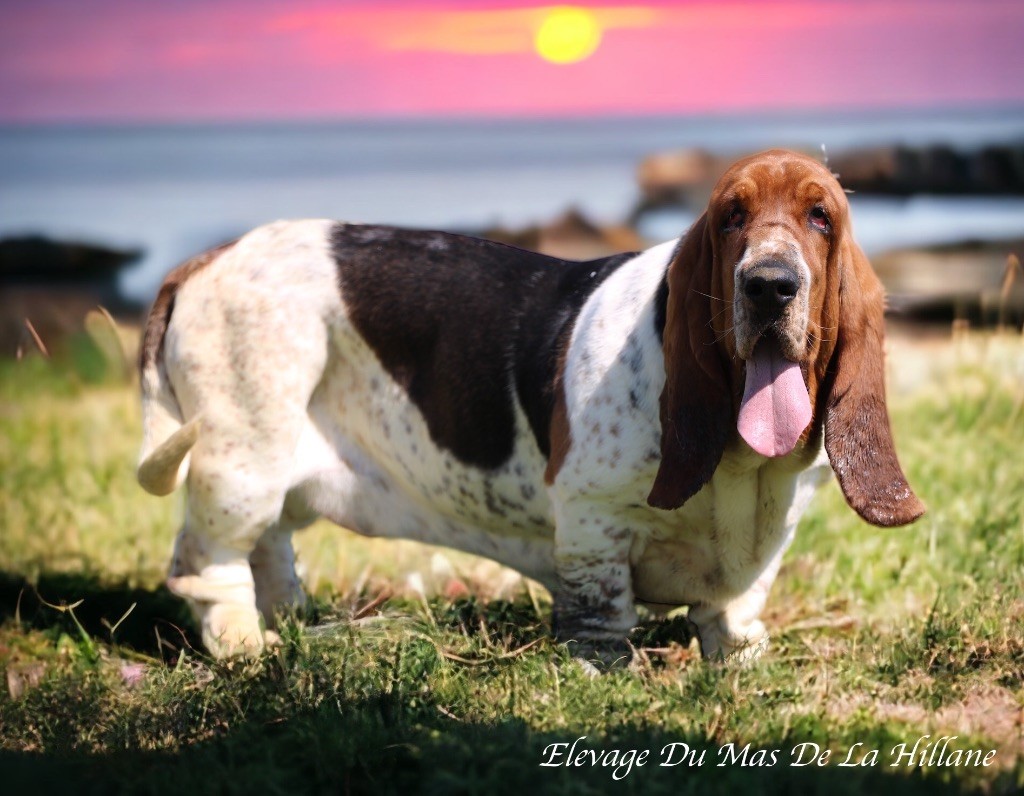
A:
[648,214,734,510]
[824,239,925,526]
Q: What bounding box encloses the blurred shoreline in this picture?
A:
[2,108,1023,352]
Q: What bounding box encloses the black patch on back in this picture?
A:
[332,224,636,469]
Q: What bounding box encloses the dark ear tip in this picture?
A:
[646,486,682,512]
[646,476,701,511]
[857,493,926,527]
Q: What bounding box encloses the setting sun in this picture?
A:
[534,6,603,65]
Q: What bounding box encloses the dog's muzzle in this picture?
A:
[739,260,800,324]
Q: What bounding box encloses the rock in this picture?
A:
[0,235,141,284]
[635,148,718,207]
[0,235,143,358]
[974,145,1024,194]
[477,208,645,260]
[830,144,1024,195]
[875,240,1024,328]
[631,143,1024,219]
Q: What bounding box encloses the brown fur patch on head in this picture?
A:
[648,149,924,523]
[713,149,847,367]
[139,241,235,372]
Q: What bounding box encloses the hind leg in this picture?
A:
[169,427,325,657]
[168,463,302,658]
[168,422,323,658]
[164,264,330,657]
[169,526,262,658]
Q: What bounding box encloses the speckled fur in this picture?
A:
[138,222,818,661]
[547,240,833,659]
[138,151,921,661]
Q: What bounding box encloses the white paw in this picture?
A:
[167,564,267,660]
[202,602,267,660]
[697,619,768,664]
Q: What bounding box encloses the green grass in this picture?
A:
[1,332,1022,795]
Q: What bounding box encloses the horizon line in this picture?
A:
[3,101,1024,133]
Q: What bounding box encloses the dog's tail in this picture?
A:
[136,245,230,496]
[137,412,200,496]
[136,282,198,497]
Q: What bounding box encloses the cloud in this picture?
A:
[269,5,659,57]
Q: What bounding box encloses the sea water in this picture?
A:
[1,109,1023,302]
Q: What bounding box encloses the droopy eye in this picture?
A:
[809,205,830,233]
[722,206,745,232]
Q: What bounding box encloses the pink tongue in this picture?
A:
[738,339,812,457]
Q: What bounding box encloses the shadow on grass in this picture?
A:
[0,692,1010,796]
[0,570,200,659]
[0,581,1014,795]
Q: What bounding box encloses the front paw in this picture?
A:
[553,608,636,672]
[697,618,769,664]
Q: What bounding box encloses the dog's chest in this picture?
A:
[630,445,823,606]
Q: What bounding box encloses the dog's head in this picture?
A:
[648,149,924,527]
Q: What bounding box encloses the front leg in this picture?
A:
[552,502,638,669]
[689,599,767,663]
[689,545,786,662]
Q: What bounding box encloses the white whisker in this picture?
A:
[690,289,728,303]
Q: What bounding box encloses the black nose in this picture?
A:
[742,262,800,315]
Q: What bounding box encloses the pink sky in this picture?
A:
[1,0,1022,123]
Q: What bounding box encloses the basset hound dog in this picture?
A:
[137,149,924,663]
